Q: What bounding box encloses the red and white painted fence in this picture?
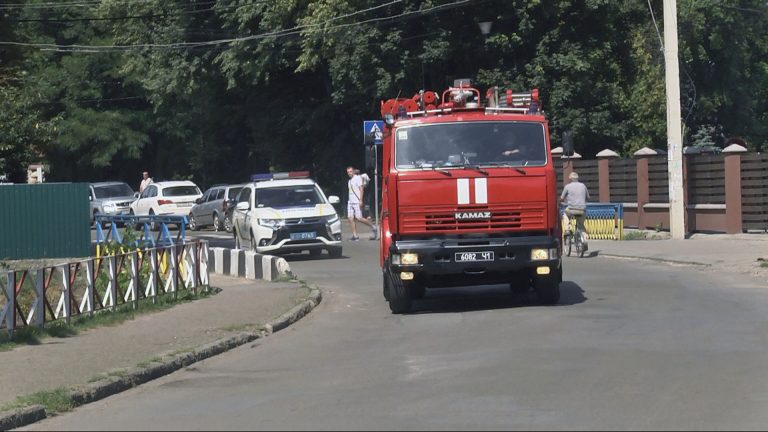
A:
[1,240,210,337]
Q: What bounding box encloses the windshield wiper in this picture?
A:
[433,167,453,176]
[463,165,489,176]
[483,162,527,175]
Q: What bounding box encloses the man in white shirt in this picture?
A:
[139,171,152,194]
[560,171,590,243]
[347,166,377,241]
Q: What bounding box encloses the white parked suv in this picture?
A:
[129,180,203,229]
[232,173,342,258]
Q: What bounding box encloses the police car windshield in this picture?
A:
[256,186,323,208]
[93,183,134,199]
[395,121,547,169]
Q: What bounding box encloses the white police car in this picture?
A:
[232,171,343,257]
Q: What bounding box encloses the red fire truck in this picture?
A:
[375,79,562,313]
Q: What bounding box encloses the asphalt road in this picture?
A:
[39,229,768,430]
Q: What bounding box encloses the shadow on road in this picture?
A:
[408,280,587,314]
[283,253,350,262]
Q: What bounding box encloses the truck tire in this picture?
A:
[535,274,560,305]
[382,272,390,301]
[385,268,412,314]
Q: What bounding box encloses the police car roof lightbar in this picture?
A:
[250,171,310,182]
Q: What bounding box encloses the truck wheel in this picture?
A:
[385,268,412,314]
[382,272,390,301]
[535,275,560,305]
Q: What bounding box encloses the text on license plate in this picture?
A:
[290,231,316,240]
[455,251,494,262]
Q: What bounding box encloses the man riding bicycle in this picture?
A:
[560,171,591,248]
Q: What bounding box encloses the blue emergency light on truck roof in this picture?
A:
[250,171,310,182]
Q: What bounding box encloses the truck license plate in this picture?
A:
[290,231,316,240]
[455,251,494,262]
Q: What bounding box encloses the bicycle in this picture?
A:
[562,209,588,258]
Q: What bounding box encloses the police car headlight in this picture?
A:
[258,218,284,229]
[325,214,339,225]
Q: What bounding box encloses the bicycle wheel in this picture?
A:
[564,233,573,256]
[575,231,584,258]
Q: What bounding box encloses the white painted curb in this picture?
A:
[210,247,292,281]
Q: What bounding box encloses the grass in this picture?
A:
[623,230,649,240]
[0,288,216,351]
[760,262,768,268]
[1,388,73,415]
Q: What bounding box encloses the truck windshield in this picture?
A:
[255,186,324,208]
[395,121,547,169]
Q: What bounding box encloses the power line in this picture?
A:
[0,0,224,11]
[0,0,470,52]
[0,0,151,11]
[5,0,273,22]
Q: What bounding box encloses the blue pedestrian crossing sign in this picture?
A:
[363,120,384,145]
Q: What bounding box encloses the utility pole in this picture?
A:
[663,0,686,239]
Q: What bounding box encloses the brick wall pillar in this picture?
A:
[633,147,658,230]
[563,159,573,189]
[636,157,649,229]
[723,144,748,234]
[561,152,581,189]
[597,149,619,203]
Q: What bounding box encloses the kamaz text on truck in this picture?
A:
[375,79,562,314]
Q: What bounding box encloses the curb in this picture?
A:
[0,284,322,430]
[209,247,293,281]
[598,253,710,267]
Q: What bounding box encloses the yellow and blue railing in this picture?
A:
[560,203,624,240]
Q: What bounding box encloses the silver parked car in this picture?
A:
[89,181,137,225]
[189,183,245,232]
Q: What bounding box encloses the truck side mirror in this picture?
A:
[365,145,377,171]
[562,130,575,157]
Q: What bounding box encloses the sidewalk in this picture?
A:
[0,274,321,429]
[590,232,768,281]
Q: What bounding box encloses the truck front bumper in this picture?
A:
[388,235,561,287]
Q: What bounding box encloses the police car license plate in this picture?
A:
[455,251,494,262]
[290,231,316,240]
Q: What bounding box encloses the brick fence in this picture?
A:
[552,145,768,234]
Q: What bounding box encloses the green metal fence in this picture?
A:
[0,183,91,259]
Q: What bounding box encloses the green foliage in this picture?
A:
[0,0,765,184]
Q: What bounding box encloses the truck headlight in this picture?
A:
[258,218,284,229]
[531,248,558,261]
[392,253,419,265]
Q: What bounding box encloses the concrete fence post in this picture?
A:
[723,144,748,234]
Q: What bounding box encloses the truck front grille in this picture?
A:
[400,204,546,234]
